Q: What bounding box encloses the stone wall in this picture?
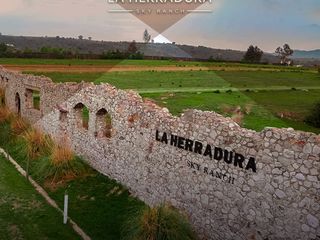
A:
[0,66,319,240]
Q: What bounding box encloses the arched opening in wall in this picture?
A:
[74,103,89,130]
[95,108,112,138]
[15,93,21,115]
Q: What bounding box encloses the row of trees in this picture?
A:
[102,41,144,59]
[242,43,294,65]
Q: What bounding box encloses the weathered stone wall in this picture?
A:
[1,66,319,240]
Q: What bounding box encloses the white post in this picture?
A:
[63,193,68,224]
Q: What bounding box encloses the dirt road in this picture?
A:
[2,64,300,73]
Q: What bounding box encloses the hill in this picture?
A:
[1,34,319,66]
[0,34,277,62]
[293,49,320,59]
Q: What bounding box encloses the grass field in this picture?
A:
[0,154,80,240]
[0,122,145,240]
[1,58,317,72]
[2,58,320,134]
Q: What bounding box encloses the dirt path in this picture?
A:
[2,64,305,73]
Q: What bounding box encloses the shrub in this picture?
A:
[22,128,53,160]
[121,203,197,240]
[10,116,29,136]
[305,102,320,128]
[35,142,86,183]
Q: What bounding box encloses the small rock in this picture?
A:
[295,173,305,181]
[303,143,312,154]
[301,224,310,232]
[275,189,286,199]
[307,214,319,228]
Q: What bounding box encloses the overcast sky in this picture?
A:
[0,0,319,52]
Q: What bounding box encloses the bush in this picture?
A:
[121,203,197,240]
[305,102,320,128]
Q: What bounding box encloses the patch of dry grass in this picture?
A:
[22,128,53,160]
[0,106,12,123]
[10,116,29,136]
[35,139,86,184]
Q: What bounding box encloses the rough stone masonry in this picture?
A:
[0,66,319,240]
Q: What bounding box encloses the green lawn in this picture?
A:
[0,122,146,240]
[0,154,80,240]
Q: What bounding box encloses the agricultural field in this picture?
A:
[1,58,320,134]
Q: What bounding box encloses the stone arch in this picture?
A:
[15,93,21,115]
[95,108,112,138]
[74,103,89,130]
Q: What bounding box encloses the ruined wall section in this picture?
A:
[0,67,91,124]
[0,66,319,240]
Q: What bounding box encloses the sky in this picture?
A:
[0,0,319,52]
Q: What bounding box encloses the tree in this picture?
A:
[0,43,8,55]
[143,29,151,43]
[78,35,83,40]
[275,43,294,65]
[88,37,92,41]
[243,45,263,63]
[127,40,137,55]
[305,101,320,128]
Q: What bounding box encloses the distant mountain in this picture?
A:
[293,49,320,59]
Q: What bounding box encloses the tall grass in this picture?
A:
[121,203,197,240]
[22,128,53,160]
[10,116,29,136]
[0,106,12,123]
[35,141,86,183]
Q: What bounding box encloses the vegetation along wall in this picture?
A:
[0,66,319,240]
